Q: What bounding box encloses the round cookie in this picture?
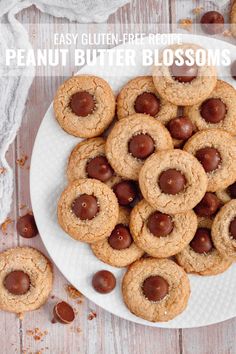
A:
[184,80,236,135]
[117,76,178,122]
[67,137,114,183]
[0,247,53,314]
[230,1,236,37]
[122,258,190,322]
[58,179,119,243]
[130,200,197,258]
[152,43,217,106]
[176,218,232,276]
[105,113,173,180]
[54,75,115,138]
[91,207,144,267]
[216,181,236,204]
[212,200,236,260]
[139,149,207,214]
[183,129,236,192]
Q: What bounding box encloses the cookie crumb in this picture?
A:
[26,328,48,342]
[17,312,24,320]
[88,311,97,320]
[1,217,13,235]
[65,284,83,300]
[17,155,28,167]
[19,204,27,210]
[223,29,232,37]
[193,6,203,15]
[0,167,6,174]
[179,18,193,32]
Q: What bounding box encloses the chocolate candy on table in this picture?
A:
[71,194,99,220]
[228,182,236,199]
[190,228,213,254]
[134,92,160,116]
[92,270,116,294]
[142,275,169,302]
[229,218,236,240]
[108,224,133,250]
[195,147,221,173]
[86,156,114,182]
[53,301,75,324]
[70,91,95,117]
[231,60,236,80]
[147,212,173,237]
[113,181,137,206]
[159,169,186,195]
[200,98,226,124]
[194,192,221,217]
[200,11,224,35]
[170,58,198,83]
[128,134,155,159]
[4,270,30,295]
[168,116,194,140]
[16,213,38,239]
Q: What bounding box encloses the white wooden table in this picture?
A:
[1,1,236,353]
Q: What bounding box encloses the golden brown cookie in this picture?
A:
[0,247,53,314]
[230,1,236,37]
[105,113,173,180]
[176,218,232,276]
[212,200,236,261]
[184,129,236,192]
[130,200,197,258]
[152,44,217,106]
[122,258,190,322]
[184,80,236,135]
[91,207,144,267]
[54,75,115,138]
[139,149,207,214]
[58,179,119,243]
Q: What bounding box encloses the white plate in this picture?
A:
[30,34,236,328]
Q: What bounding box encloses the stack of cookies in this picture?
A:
[54,43,236,323]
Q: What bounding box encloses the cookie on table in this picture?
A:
[230,0,236,37]
[184,129,236,192]
[184,80,236,135]
[212,200,236,261]
[105,113,173,180]
[117,76,178,122]
[130,200,197,258]
[139,149,207,214]
[152,44,217,106]
[122,258,190,322]
[176,218,232,276]
[54,75,115,138]
[91,207,144,267]
[67,137,114,184]
[216,181,236,204]
[58,179,119,243]
[0,247,53,314]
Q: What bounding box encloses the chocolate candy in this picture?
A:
[4,270,30,295]
[229,218,236,240]
[168,116,194,140]
[195,147,221,173]
[70,91,95,117]
[231,60,236,80]
[200,98,226,123]
[201,11,224,35]
[92,270,116,294]
[170,58,198,83]
[142,275,169,302]
[228,182,236,199]
[113,181,137,206]
[147,212,173,237]
[86,156,113,182]
[53,301,75,324]
[159,169,186,195]
[128,134,155,159]
[71,194,99,220]
[190,228,213,254]
[134,92,160,116]
[16,213,38,239]
[194,192,221,217]
[108,224,132,250]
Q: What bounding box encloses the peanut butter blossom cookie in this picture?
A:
[58,179,119,243]
[139,149,207,214]
[152,44,217,106]
[184,129,236,192]
[184,80,236,135]
[122,258,190,322]
[91,207,144,267]
[105,113,173,180]
[130,200,198,258]
[212,200,236,261]
[54,75,115,138]
[176,218,232,276]
[0,247,53,314]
